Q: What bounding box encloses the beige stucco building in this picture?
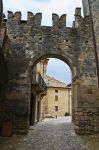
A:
[33,58,72,119]
[42,76,72,118]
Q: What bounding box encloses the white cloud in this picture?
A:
[3,0,82,26]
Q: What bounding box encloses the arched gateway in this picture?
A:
[0,0,99,136]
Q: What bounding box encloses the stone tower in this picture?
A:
[82,0,99,85]
[0,0,3,24]
[82,0,90,16]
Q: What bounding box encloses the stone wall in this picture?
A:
[89,0,99,84]
[0,2,98,135]
[82,0,99,84]
[72,14,99,134]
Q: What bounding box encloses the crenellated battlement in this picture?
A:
[7,11,42,27]
[27,12,42,27]
[4,6,84,30]
[8,11,22,24]
[52,14,66,28]
[7,11,67,29]
[6,8,83,29]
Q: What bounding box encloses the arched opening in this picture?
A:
[0,0,98,140]
[29,54,74,126]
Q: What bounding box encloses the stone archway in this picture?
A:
[0,1,99,135]
[29,54,75,125]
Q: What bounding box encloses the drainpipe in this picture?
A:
[88,0,99,86]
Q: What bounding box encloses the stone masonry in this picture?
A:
[0,0,99,136]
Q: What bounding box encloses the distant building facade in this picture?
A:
[42,76,72,118]
[32,58,72,120]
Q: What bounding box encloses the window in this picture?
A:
[87,89,93,94]
[55,89,58,93]
[55,95,58,101]
[55,106,58,112]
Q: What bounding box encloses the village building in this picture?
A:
[31,58,72,122]
[41,76,72,118]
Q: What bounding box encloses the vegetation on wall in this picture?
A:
[64,112,70,116]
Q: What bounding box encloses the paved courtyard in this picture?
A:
[0,117,99,150]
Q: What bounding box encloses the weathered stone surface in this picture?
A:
[0,117,99,150]
[0,117,88,149]
[0,0,99,135]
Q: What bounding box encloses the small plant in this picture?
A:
[64,112,70,116]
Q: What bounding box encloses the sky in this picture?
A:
[3,0,82,84]
[46,58,72,84]
[3,0,82,26]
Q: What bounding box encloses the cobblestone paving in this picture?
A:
[0,117,99,150]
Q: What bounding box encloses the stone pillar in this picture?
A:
[39,100,42,121]
[33,96,38,123]
[37,96,41,122]
[40,100,43,120]
[68,89,72,115]
[74,81,99,134]
[5,76,31,135]
[30,94,36,125]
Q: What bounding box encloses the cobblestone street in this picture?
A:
[0,117,99,150]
